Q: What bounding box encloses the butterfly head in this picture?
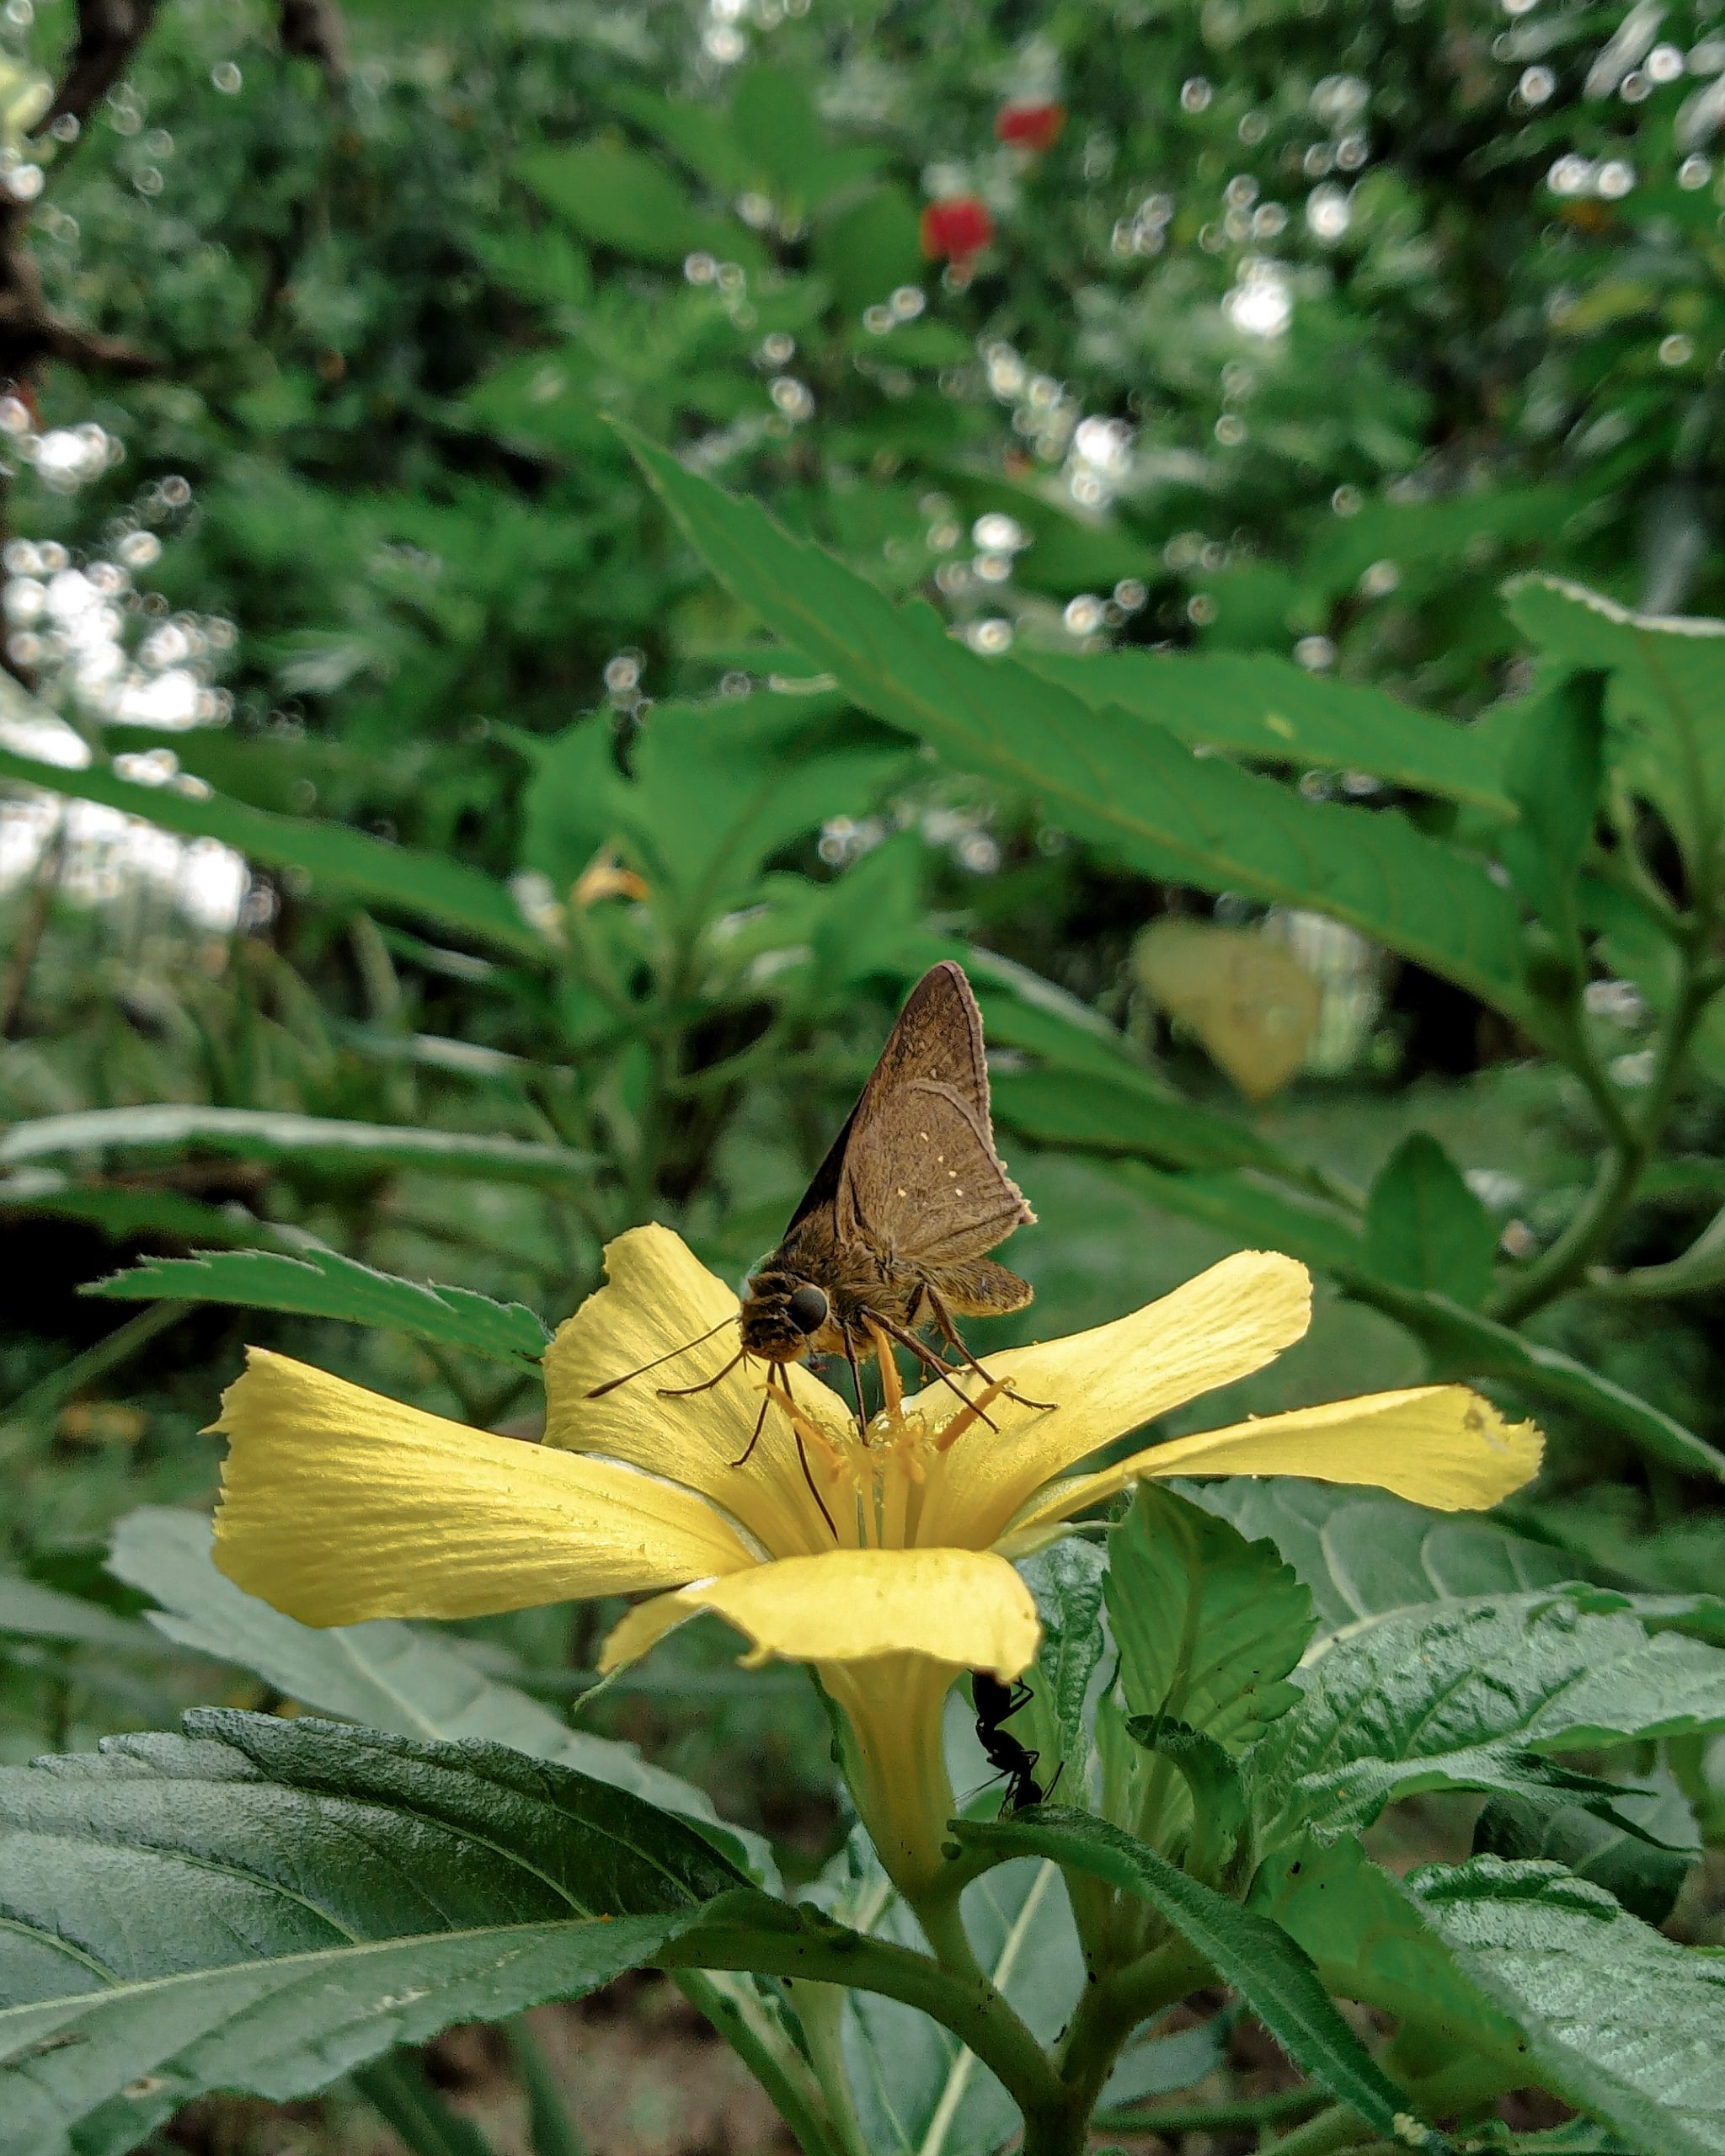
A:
[739,1268,833,1363]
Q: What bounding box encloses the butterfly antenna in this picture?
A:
[586,1315,739,1399]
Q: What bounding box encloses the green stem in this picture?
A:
[1491,937,1717,1325]
[673,1970,847,2156]
[1098,2084,1326,2134]
[667,1914,1064,2127]
[1259,2099,1375,2156]
[0,1302,186,1433]
[787,1980,873,2156]
[351,2049,492,2156]
[501,2015,585,2156]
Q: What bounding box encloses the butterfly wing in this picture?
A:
[825,962,1034,1265]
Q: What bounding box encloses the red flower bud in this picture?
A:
[920,195,995,264]
[994,101,1065,152]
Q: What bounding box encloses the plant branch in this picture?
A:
[668,1908,1065,2126]
[1491,930,1718,1326]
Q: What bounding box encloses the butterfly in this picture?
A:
[589,961,1044,1529]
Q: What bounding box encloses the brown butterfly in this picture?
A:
[589,962,1042,1526]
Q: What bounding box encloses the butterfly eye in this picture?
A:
[786,1283,830,1334]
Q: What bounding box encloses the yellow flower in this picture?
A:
[211,1225,1541,1897]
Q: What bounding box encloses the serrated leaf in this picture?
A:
[1106,1486,1314,1752]
[1254,1589,1725,1848]
[1407,1854,1725,2156]
[86,1250,549,1369]
[105,1509,766,1877]
[619,427,1539,1026]
[0,742,543,959]
[1022,647,1515,815]
[1186,1479,1577,1635]
[955,1809,1450,2150]
[1365,1132,1498,1308]
[1475,1780,1698,1928]
[1255,1834,1525,2057]
[1,1107,596,1187]
[0,1710,772,2153]
[1505,574,1725,874]
[1017,1537,1107,1790]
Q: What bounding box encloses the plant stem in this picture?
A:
[0,1302,186,1434]
[1098,2084,1326,2135]
[1259,2098,1375,2156]
[351,2049,492,2156]
[501,2015,585,2156]
[1491,937,1717,1326]
[670,1913,1064,2127]
[673,1970,848,2156]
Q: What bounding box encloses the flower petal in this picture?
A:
[999,1385,1542,1550]
[211,1348,756,1625]
[544,1225,852,1559]
[912,1250,1311,1549]
[599,1545,1039,1680]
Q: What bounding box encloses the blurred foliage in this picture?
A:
[3,0,1725,2146]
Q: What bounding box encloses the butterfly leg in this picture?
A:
[658,1348,747,1398]
[842,1331,871,1441]
[925,1286,1055,1412]
[775,1364,839,1540]
[729,1385,773,1469]
[872,1314,1003,1429]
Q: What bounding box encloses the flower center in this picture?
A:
[773,1376,1011,1550]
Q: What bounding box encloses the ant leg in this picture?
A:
[925,1286,1055,1412]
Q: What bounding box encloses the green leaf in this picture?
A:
[105,1509,766,1876]
[1021,648,1514,816]
[0,743,544,960]
[1253,1589,1725,1849]
[0,1172,280,1247]
[618,428,1539,1026]
[991,1067,1298,1176]
[0,1571,151,1652]
[955,1808,1450,2150]
[0,1709,765,2149]
[1254,1835,1525,2057]
[813,185,924,313]
[1407,1854,1725,2156]
[0,1106,596,1188]
[1505,574,1725,873]
[1474,1782,1698,1928]
[605,84,756,195]
[729,65,828,197]
[1365,1133,1498,1307]
[1106,1486,1314,1751]
[519,141,759,269]
[1498,671,1606,965]
[1124,1714,1248,1881]
[85,1249,550,1369]
[1017,1537,1108,1790]
[1185,1479,1577,1636]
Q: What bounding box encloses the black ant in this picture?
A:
[971,1671,1060,1813]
